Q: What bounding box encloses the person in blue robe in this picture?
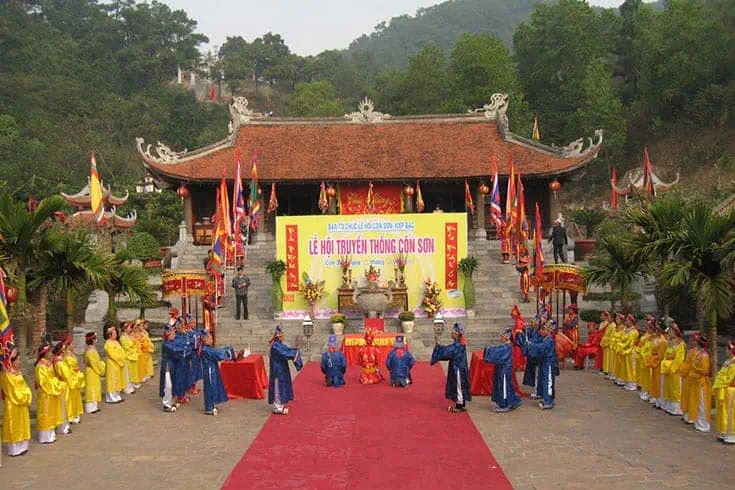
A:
[268,325,303,414]
[386,335,415,387]
[199,331,235,415]
[173,323,195,404]
[188,327,205,393]
[159,325,191,412]
[525,321,559,409]
[431,323,471,412]
[320,335,347,387]
[483,328,523,412]
[519,322,543,393]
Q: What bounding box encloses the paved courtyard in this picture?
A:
[1,363,732,489]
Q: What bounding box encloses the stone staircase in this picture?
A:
[174,235,543,360]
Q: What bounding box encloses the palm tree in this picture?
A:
[29,229,110,332]
[659,202,735,369]
[583,235,651,313]
[0,195,64,368]
[103,251,156,322]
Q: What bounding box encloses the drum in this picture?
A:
[555,332,575,361]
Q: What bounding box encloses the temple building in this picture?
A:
[136,94,603,243]
[60,182,137,229]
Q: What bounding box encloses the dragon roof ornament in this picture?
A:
[471,93,509,131]
[560,129,604,158]
[135,138,188,164]
[344,97,391,123]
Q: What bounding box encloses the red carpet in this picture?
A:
[222,362,512,490]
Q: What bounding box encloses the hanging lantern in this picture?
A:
[550,179,561,198]
[326,186,337,198]
[403,185,415,197]
[5,286,18,305]
[478,183,490,195]
[176,184,189,199]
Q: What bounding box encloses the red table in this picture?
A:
[469,350,524,397]
[221,354,269,400]
[341,333,407,367]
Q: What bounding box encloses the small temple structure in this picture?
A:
[136,94,603,242]
[60,181,137,229]
[612,166,680,197]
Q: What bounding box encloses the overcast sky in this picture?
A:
[163,1,639,56]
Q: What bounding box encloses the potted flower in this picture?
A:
[568,207,607,262]
[330,313,346,335]
[399,310,415,333]
[422,279,442,318]
[265,259,287,315]
[458,256,479,317]
[299,272,326,319]
[394,252,408,286]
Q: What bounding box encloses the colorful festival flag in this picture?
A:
[267,182,278,214]
[0,269,12,348]
[233,151,246,237]
[220,175,232,239]
[89,152,106,225]
[464,180,474,214]
[611,167,618,211]
[318,182,329,214]
[248,153,261,229]
[505,159,515,223]
[532,114,541,141]
[415,180,425,213]
[534,203,544,279]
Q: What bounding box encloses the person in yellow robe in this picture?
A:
[687,332,712,433]
[55,336,85,424]
[713,341,735,444]
[135,319,155,382]
[1,345,32,457]
[635,322,654,401]
[51,342,74,434]
[661,324,686,416]
[618,314,640,391]
[83,331,106,413]
[678,336,696,424]
[611,314,626,385]
[120,321,140,392]
[104,323,126,403]
[599,311,615,377]
[35,342,65,443]
[646,323,668,409]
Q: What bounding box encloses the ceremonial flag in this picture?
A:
[219,175,232,239]
[0,269,13,350]
[209,188,225,274]
[208,86,217,101]
[611,167,618,211]
[415,180,425,213]
[464,180,474,214]
[318,182,328,214]
[89,152,106,225]
[233,152,246,236]
[267,182,278,214]
[248,153,261,229]
[505,159,515,223]
[532,114,540,141]
[366,182,375,212]
[534,203,544,279]
[516,172,528,258]
[642,147,656,198]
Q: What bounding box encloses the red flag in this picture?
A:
[611,167,618,211]
[505,159,515,222]
[208,86,216,101]
[643,147,656,198]
[318,182,328,214]
[464,180,474,214]
[267,182,278,214]
[534,203,544,279]
[233,150,246,237]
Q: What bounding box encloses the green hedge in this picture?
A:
[582,292,641,302]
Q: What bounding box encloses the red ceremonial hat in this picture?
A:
[511,305,521,317]
[36,342,52,364]
[567,304,578,312]
[696,332,709,348]
[63,335,73,346]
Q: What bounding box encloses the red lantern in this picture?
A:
[5,286,18,305]
[550,179,561,198]
[478,183,490,195]
[176,184,189,199]
[326,186,337,198]
[403,185,414,197]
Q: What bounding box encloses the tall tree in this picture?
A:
[288,81,344,117]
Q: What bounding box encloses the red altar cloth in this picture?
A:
[221,355,269,400]
[341,333,407,367]
[364,318,385,332]
[469,351,524,397]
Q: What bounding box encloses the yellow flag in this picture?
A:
[89,152,106,225]
[532,115,540,141]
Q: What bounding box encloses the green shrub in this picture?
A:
[330,313,346,323]
[126,232,160,261]
[568,207,608,238]
[399,311,415,321]
[458,256,479,276]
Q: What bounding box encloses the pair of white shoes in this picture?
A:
[273,407,289,415]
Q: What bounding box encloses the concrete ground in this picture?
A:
[1,363,732,489]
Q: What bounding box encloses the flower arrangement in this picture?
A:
[422,279,442,316]
[338,255,352,271]
[364,265,381,286]
[330,313,346,324]
[299,272,326,312]
[393,253,408,271]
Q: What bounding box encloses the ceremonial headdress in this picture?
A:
[394,335,405,348]
[625,313,636,324]
[36,342,53,364]
[695,332,709,348]
[169,307,179,317]
[62,334,73,346]
[543,319,558,332]
[727,340,735,356]
[85,331,97,345]
[502,328,512,339]
[134,318,144,326]
[327,335,337,348]
[567,304,578,313]
[452,323,465,335]
[270,324,284,344]
[511,305,521,318]
[519,255,529,265]
[52,340,65,356]
[601,310,610,318]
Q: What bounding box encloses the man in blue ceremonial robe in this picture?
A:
[173,318,195,405]
[200,331,235,415]
[160,324,191,413]
[268,325,303,414]
[519,320,543,396]
[524,321,559,409]
[431,323,471,413]
[386,335,415,387]
[320,335,346,387]
[483,328,523,412]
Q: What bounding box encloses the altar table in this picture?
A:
[221,354,269,400]
[341,333,408,367]
[469,350,524,397]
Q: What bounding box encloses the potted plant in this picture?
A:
[127,231,161,268]
[422,279,442,318]
[330,313,346,335]
[399,310,415,333]
[299,272,326,319]
[265,259,287,315]
[568,207,607,262]
[458,256,479,317]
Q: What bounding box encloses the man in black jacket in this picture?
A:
[548,219,568,263]
[231,266,251,320]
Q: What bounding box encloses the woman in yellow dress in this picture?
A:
[713,341,735,444]
[51,342,74,434]
[56,336,85,424]
[120,321,140,393]
[635,322,653,401]
[135,319,155,382]
[83,331,106,413]
[104,323,126,403]
[35,342,65,443]
[599,311,615,377]
[687,332,712,433]
[678,338,696,424]
[646,322,668,409]
[611,313,626,385]
[619,314,640,391]
[1,345,32,457]
[660,324,686,416]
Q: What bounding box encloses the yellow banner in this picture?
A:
[276,213,468,320]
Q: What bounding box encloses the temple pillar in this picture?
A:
[183,194,194,234]
[474,184,487,240]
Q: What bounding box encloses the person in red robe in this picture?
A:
[563,304,580,350]
[574,322,604,370]
[358,328,384,385]
[500,219,510,264]
[203,291,216,345]
[517,254,530,303]
[510,305,526,372]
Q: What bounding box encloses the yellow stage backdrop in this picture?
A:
[276,213,468,320]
